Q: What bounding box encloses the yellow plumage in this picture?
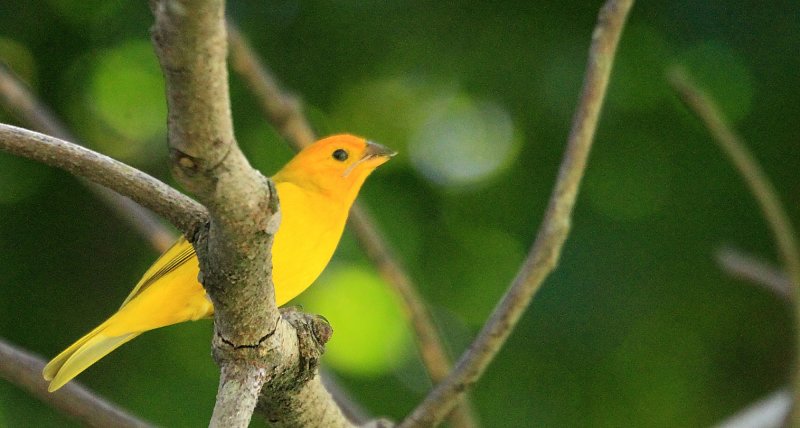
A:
[43,135,394,391]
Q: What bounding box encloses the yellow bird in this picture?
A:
[43,135,395,392]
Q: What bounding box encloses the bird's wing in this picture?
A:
[119,235,197,308]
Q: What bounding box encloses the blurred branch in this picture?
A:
[228,21,479,427]
[321,371,371,425]
[714,388,790,428]
[716,247,792,301]
[0,338,152,428]
[227,24,317,147]
[667,69,800,288]
[668,68,800,422]
[0,124,207,238]
[0,63,175,252]
[346,205,456,384]
[399,0,634,426]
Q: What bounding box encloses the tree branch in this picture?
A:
[716,247,792,301]
[0,338,152,428]
[0,124,207,238]
[152,0,275,343]
[150,1,275,426]
[667,68,800,423]
[321,371,371,424]
[0,63,175,252]
[255,310,351,428]
[346,205,456,384]
[714,388,790,428]
[150,2,355,427]
[398,0,634,426]
[667,70,800,289]
[0,65,185,426]
[227,24,317,148]
[227,25,478,427]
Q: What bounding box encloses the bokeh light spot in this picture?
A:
[409,94,519,189]
[331,76,430,150]
[298,266,411,377]
[89,40,166,158]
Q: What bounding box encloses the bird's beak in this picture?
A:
[363,141,397,160]
[343,140,396,177]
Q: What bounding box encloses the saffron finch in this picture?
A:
[43,134,395,391]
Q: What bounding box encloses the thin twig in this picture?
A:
[321,371,371,425]
[227,24,317,147]
[0,338,152,428]
[0,124,207,238]
[714,388,790,428]
[398,0,634,426]
[667,68,800,423]
[716,247,792,300]
[667,70,800,288]
[0,63,175,252]
[227,24,479,427]
[346,205,455,383]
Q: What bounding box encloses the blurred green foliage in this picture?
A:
[1,1,799,427]
[303,266,412,376]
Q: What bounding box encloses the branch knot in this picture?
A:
[280,308,332,384]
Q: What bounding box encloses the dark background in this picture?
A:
[1,1,798,426]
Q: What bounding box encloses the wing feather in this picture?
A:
[120,236,196,307]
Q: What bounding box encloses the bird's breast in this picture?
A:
[271,181,348,306]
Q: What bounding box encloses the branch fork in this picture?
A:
[0,0,636,426]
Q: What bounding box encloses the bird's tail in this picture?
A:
[42,236,209,392]
[42,318,140,392]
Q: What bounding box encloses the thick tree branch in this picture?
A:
[210,362,267,426]
[255,310,351,428]
[0,64,175,252]
[152,0,275,346]
[0,124,207,238]
[150,2,354,427]
[667,68,800,424]
[228,26,478,427]
[151,1,275,426]
[0,338,152,428]
[397,1,634,426]
[259,376,352,428]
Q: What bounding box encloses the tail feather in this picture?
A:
[42,236,210,391]
[43,323,140,392]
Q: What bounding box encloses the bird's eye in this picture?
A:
[332,149,349,162]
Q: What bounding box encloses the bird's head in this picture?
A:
[274,134,395,203]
